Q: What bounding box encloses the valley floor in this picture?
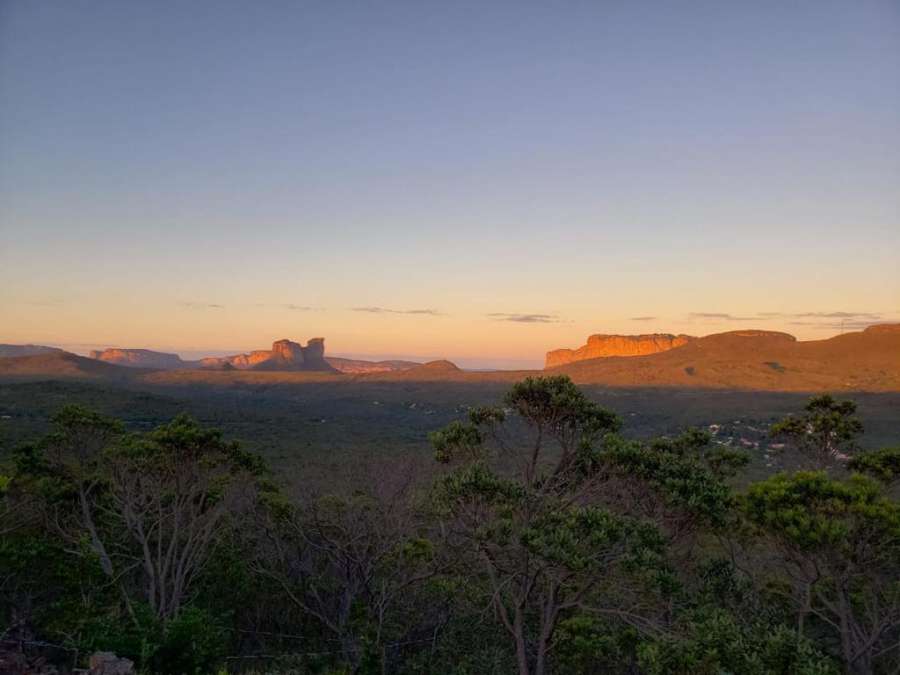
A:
[2,379,898,486]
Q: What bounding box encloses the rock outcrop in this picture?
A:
[90,348,185,369]
[88,338,340,372]
[546,333,694,368]
[200,338,335,372]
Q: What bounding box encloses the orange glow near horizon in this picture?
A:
[2,296,897,369]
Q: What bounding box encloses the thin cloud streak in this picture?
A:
[794,311,881,319]
[757,311,881,319]
[789,320,884,330]
[352,307,442,315]
[688,312,756,321]
[179,302,224,310]
[630,316,657,321]
[252,303,323,311]
[487,313,560,324]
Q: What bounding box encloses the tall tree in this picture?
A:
[431,376,669,675]
[104,414,263,621]
[250,461,442,670]
[770,395,863,469]
[17,408,262,624]
[743,472,900,674]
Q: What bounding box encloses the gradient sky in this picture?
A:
[1,1,898,368]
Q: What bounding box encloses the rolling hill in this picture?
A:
[0,352,141,381]
[1,325,898,392]
[549,325,900,391]
[0,344,63,358]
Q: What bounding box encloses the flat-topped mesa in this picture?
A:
[90,348,185,369]
[201,338,335,372]
[545,333,694,368]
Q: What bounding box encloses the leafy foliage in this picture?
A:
[1,383,898,674]
[848,446,900,486]
[743,471,900,673]
[770,394,863,467]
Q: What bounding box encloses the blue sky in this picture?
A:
[1,1,898,368]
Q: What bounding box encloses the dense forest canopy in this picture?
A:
[1,377,898,674]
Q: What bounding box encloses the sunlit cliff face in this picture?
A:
[546,334,695,368]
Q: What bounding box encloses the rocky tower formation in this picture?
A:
[545,333,694,368]
[200,338,335,372]
[301,337,328,367]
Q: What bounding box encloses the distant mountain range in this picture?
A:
[2,325,899,391]
[87,339,421,374]
[545,324,900,391]
[0,344,64,358]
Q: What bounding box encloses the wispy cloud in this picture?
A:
[790,319,883,331]
[488,313,560,324]
[630,316,657,321]
[688,312,756,321]
[253,303,323,311]
[352,307,442,315]
[793,311,881,319]
[179,302,224,310]
[757,311,881,319]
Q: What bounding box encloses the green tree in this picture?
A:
[431,377,667,675]
[743,472,900,674]
[848,447,900,491]
[597,430,741,551]
[9,409,272,672]
[250,461,442,672]
[102,414,264,622]
[16,405,124,580]
[770,395,863,469]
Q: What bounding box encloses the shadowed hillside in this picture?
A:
[0,344,63,358]
[0,352,142,381]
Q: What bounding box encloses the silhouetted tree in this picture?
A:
[770,395,863,469]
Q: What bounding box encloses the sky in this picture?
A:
[1,0,898,369]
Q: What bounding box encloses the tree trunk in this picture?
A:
[534,643,547,675]
[514,610,531,675]
[78,487,113,577]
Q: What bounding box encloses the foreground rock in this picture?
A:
[89,652,133,675]
[546,333,694,368]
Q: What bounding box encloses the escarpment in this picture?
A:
[546,333,694,368]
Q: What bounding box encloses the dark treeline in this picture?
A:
[1,376,899,674]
